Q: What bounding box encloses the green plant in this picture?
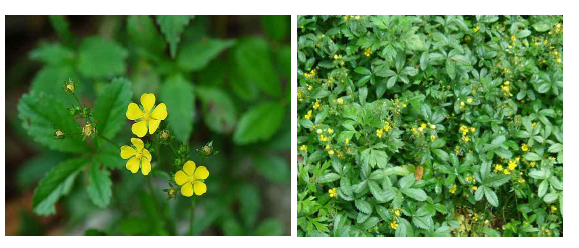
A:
[11,15,290,236]
[297,15,562,237]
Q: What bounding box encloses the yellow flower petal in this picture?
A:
[131,138,144,152]
[141,158,151,176]
[126,103,144,120]
[151,103,168,120]
[126,157,140,173]
[181,182,193,197]
[175,170,188,186]
[142,148,152,161]
[193,181,207,196]
[120,145,136,159]
[140,93,156,113]
[183,160,196,176]
[148,119,161,135]
[194,166,209,180]
[132,121,148,138]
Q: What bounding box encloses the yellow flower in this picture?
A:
[329,188,337,197]
[449,184,457,194]
[390,221,399,230]
[411,127,417,133]
[472,213,479,221]
[518,178,525,184]
[394,209,401,216]
[317,129,323,134]
[64,80,75,93]
[494,164,503,172]
[328,150,334,155]
[471,186,478,191]
[551,205,557,212]
[313,99,320,110]
[421,123,427,129]
[473,25,479,32]
[469,127,475,133]
[430,124,436,129]
[345,138,349,146]
[304,110,312,120]
[174,160,209,197]
[530,162,536,168]
[126,93,168,137]
[337,98,344,104]
[430,135,437,141]
[328,128,334,134]
[467,98,473,104]
[503,169,511,175]
[120,138,153,175]
[460,101,465,107]
[376,129,383,138]
[299,145,307,151]
[463,136,470,142]
[508,161,517,171]
[532,122,537,128]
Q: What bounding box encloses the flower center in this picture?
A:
[188,174,196,183]
[143,111,151,121]
[135,151,143,160]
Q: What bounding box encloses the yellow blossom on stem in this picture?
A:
[390,221,399,230]
[120,138,153,175]
[430,135,437,141]
[328,150,334,155]
[304,110,312,120]
[329,188,337,197]
[126,93,168,137]
[328,128,334,134]
[449,184,457,194]
[376,129,383,138]
[337,98,344,104]
[467,98,473,104]
[299,145,307,151]
[174,160,209,197]
[494,164,503,173]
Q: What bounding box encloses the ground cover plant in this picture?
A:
[297,15,562,237]
[5,15,290,235]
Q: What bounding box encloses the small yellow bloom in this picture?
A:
[64,80,75,93]
[376,129,383,138]
[469,127,475,133]
[494,164,503,173]
[317,129,323,134]
[328,150,334,155]
[390,221,399,230]
[430,135,437,141]
[328,128,334,134]
[337,98,344,104]
[120,138,153,175]
[174,160,209,197]
[471,186,478,191]
[530,162,536,168]
[421,123,427,129]
[394,209,401,216]
[82,123,94,137]
[299,145,307,151]
[518,178,525,184]
[449,184,457,194]
[345,138,349,146]
[304,110,312,120]
[329,188,338,197]
[467,98,473,104]
[430,124,436,129]
[126,93,168,137]
[503,169,511,175]
[551,205,557,212]
[313,99,320,110]
[460,101,465,107]
[508,161,517,171]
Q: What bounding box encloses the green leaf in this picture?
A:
[77,36,128,78]
[29,42,74,65]
[538,180,548,198]
[475,185,485,201]
[95,144,124,169]
[255,156,289,184]
[483,187,499,207]
[543,192,558,203]
[160,74,195,143]
[516,29,532,39]
[177,38,235,72]
[93,78,133,139]
[355,199,372,214]
[355,67,372,75]
[261,15,289,41]
[18,92,90,153]
[29,65,78,106]
[127,15,166,59]
[400,188,427,201]
[368,180,393,203]
[233,102,284,145]
[318,173,341,183]
[485,174,511,188]
[533,22,552,32]
[406,34,425,51]
[254,218,284,236]
[49,15,74,45]
[195,86,237,134]
[432,149,449,162]
[32,157,89,215]
[233,38,281,97]
[156,15,192,58]
[87,164,112,208]
[525,152,542,161]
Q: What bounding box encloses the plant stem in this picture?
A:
[147,175,160,210]
[97,133,120,149]
[190,196,197,236]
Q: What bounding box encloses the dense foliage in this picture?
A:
[11,15,290,235]
[297,15,562,237]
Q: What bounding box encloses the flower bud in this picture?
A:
[82,123,93,137]
[64,79,75,93]
[160,130,170,141]
[174,158,182,166]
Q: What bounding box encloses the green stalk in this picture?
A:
[190,196,197,236]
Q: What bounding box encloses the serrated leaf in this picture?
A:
[543,192,558,203]
[239,183,260,226]
[400,188,427,201]
[233,102,284,145]
[156,15,192,58]
[77,36,128,78]
[18,92,90,153]
[195,86,237,134]
[538,180,548,198]
[368,180,393,202]
[29,42,75,65]
[94,78,132,139]
[355,199,372,214]
[127,15,166,59]
[32,157,89,215]
[485,174,511,188]
[525,152,542,161]
[160,74,195,142]
[483,187,499,207]
[318,173,341,183]
[87,164,112,208]
[177,38,235,72]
